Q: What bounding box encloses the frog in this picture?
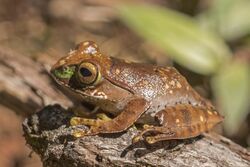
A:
[50,41,223,144]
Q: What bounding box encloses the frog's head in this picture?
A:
[50,41,111,89]
[50,41,132,103]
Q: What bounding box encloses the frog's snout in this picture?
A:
[50,65,76,81]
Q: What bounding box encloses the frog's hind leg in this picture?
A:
[132,125,165,143]
[133,104,223,144]
[139,126,195,144]
[133,123,203,144]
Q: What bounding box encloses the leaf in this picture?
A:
[212,62,250,135]
[199,0,250,40]
[118,4,232,75]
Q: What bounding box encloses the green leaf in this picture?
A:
[212,62,250,135]
[199,0,250,40]
[118,4,232,75]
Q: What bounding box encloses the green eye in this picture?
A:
[53,66,75,79]
[78,62,101,85]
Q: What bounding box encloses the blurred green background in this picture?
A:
[0,0,249,166]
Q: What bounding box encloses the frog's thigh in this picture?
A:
[135,104,216,144]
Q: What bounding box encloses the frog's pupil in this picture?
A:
[80,67,92,77]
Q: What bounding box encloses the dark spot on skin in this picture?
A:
[200,100,206,106]
[196,123,201,132]
[181,109,191,127]
[109,57,118,75]
[68,75,84,89]
[81,102,96,111]
[80,67,92,77]
[203,109,208,125]
[171,111,176,117]
[188,126,193,133]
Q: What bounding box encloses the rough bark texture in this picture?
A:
[0,47,73,116]
[22,105,250,167]
[1,48,250,167]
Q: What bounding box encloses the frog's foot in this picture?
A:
[72,130,88,138]
[70,115,114,137]
[71,127,99,138]
[132,124,159,143]
[96,113,112,121]
[70,117,105,138]
[70,117,103,126]
[145,133,176,144]
[72,126,108,137]
[70,113,111,126]
[133,125,176,144]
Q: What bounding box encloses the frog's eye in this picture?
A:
[77,62,101,85]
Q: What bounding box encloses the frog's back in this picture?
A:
[106,57,212,109]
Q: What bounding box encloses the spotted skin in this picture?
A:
[134,105,223,144]
[50,41,224,144]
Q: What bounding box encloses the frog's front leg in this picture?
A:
[70,117,103,127]
[72,98,149,137]
[70,112,111,127]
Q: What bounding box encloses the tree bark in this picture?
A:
[0,47,73,116]
[22,104,250,167]
[1,48,249,167]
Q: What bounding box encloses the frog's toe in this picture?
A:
[70,117,101,126]
[70,117,80,126]
[132,135,144,144]
[72,127,100,137]
[96,113,112,121]
[145,136,157,144]
[143,124,154,129]
[72,130,88,138]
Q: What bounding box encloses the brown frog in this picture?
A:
[50,41,223,144]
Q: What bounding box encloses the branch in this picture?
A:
[23,105,250,167]
[0,47,72,116]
